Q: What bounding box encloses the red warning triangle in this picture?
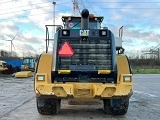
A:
[58,42,74,57]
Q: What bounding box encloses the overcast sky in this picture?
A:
[0,0,160,57]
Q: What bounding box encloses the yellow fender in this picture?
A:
[117,54,132,83]
[35,53,53,83]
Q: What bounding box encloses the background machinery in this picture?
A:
[0,60,8,72]
[34,9,133,115]
[21,57,37,71]
[0,57,21,74]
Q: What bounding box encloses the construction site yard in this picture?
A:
[0,74,160,120]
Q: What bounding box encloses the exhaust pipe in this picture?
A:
[81,9,89,29]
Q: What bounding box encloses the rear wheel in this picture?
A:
[103,99,111,114]
[103,98,129,115]
[36,97,61,115]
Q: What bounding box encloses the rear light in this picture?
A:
[102,31,107,35]
[99,30,108,36]
[37,75,45,81]
[62,30,70,36]
[123,76,132,82]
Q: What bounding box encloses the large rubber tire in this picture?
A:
[103,98,129,115]
[36,97,61,115]
[103,99,111,114]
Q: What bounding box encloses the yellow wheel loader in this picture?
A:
[34,9,133,115]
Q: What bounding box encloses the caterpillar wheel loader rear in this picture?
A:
[34,9,133,115]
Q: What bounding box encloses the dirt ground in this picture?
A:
[0,74,160,120]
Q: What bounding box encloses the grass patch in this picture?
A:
[132,68,160,74]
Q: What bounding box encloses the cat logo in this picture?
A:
[79,30,90,36]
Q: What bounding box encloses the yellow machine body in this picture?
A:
[34,54,133,99]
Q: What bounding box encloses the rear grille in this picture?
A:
[57,38,112,70]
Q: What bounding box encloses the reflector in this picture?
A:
[58,42,74,57]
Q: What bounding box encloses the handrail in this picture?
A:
[45,25,63,53]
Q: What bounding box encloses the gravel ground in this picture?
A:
[0,74,160,120]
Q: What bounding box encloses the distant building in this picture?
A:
[0,50,10,57]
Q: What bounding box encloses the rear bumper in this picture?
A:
[35,82,133,99]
